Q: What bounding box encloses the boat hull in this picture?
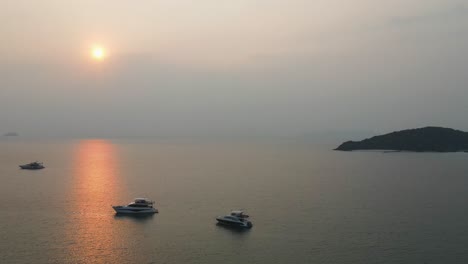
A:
[112,206,158,214]
[216,217,252,228]
[19,165,45,170]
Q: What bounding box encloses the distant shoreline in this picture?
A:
[3,132,18,137]
[335,127,468,153]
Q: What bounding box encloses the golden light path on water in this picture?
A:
[65,139,129,263]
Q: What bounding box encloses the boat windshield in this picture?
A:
[128,203,152,208]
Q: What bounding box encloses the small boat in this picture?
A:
[112,198,158,214]
[216,210,253,228]
[19,161,45,170]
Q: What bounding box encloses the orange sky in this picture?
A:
[1,0,467,137]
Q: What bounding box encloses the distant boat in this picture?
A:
[216,210,253,228]
[19,161,45,170]
[3,132,18,136]
[112,198,158,214]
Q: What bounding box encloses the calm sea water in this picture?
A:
[1,138,468,264]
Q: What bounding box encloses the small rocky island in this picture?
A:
[335,127,468,152]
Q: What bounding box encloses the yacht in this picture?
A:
[112,198,158,214]
[19,161,45,170]
[216,210,253,228]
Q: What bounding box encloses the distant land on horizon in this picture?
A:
[3,132,18,136]
[335,127,468,152]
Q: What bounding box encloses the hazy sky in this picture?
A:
[1,0,467,138]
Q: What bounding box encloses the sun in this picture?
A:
[91,47,106,60]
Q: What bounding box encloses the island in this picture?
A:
[3,132,18,136]
[335,127,468,152]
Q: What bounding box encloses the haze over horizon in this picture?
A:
[1,0,467,138]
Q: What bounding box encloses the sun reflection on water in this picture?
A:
[72,139,123,203]
[65,139,128,263]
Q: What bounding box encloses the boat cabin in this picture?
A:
[230,210,249,218]
[134,198,152,203]
[128,198,154,208]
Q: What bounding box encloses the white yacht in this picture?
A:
[112,198,158,214]
[216,210,252,228]
[19,161,45,170]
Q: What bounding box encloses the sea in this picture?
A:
[1,137,468,264]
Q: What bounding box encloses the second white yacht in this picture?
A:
[216,210,253,228]
[112,198,158,214]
